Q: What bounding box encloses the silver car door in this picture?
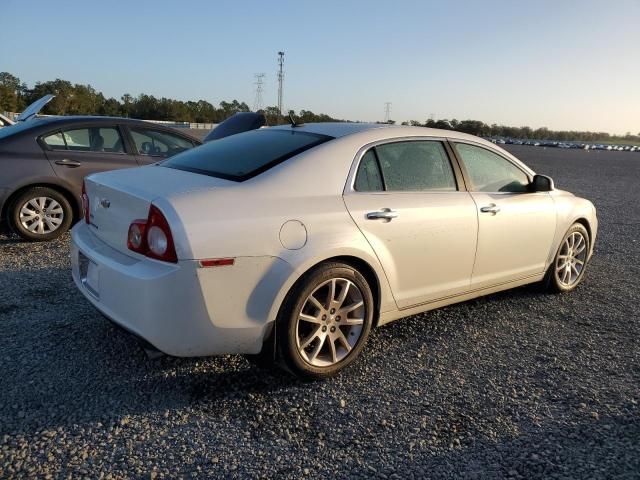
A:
[343,139,478,309]
[452,142,556,289]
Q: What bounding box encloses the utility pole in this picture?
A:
[253,73,265,112]
[277,51,285,117]
[384,102,392,123]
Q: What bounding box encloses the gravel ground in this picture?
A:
[1,146,639,479]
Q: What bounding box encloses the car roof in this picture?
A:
[270,122,491,143]
[25,115,167,127]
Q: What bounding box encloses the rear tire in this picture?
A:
[8,187,73,242]
[545,223,590,293]
[276,262,374,380]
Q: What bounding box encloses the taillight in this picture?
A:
[82,181,90,224]
[127,205,177,263]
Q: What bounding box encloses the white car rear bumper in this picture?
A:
[71,223,292,357]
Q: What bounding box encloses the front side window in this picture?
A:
[163,129,332,181]
[374,141,457,192]
[43,127,124,153]
[454,143,529,193]
[131,128,195,157]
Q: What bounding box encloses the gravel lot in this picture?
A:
[1,146,639,478]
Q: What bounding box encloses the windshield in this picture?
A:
[162,128,332,181]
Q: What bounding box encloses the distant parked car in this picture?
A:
[71,120,597,379]
[0,97,201,241]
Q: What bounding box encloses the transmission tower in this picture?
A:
[384,102,392,123]
[253,73,265,111]
[277,51,285,117]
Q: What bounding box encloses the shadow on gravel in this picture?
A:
[426,412,640,479]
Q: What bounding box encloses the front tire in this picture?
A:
[8,187,73,241]
[276,262,374,379]
[545,223,590,293]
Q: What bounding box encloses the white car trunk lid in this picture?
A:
[85,165,231,254]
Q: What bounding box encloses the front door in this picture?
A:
[452,142,556,289]
[344,140,478,309]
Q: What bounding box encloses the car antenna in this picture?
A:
[288,113,303,128]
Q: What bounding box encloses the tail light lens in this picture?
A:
[127,205,177,263]
[82,181,90,224]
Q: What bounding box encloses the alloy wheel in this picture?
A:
[556,231,588,286]
[295,278,366,367]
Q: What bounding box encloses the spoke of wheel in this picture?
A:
[21,206,36,215]
[307,294,324,312]
[307,334,326,363]
[49,207,63,215]
[574,258,585,266]
[27,221,38,232]
[335,280,350,309]
[300,326,322,349]
[328,336,338,363]
[562,268,571,284]
[571,264,580,277]
[335,329,352,352]
[575,244,586,255]
[556,262,567,273]
[44,218,56,231]
[49,217,62,226]
[28,199,40,210]
[37,197,46,210]
[340,301,364,316]
[299,312,322,324]
[36,221,45,234]
[326,278,336,308]
[20,213,36,221]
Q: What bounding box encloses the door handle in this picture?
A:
[480,204,500,214]
[366,208,398,221]
[55,159,82,168]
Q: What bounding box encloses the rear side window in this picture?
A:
[374,141,457,192]
[43,127,125,153]
[163,129,332,181]
[354,150,384,192]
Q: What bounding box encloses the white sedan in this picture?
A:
[71,122,597,379]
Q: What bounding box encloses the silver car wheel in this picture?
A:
[556,231,588,286]
[19,196,64,235]
[296,278,366,367]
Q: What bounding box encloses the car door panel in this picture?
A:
[469,192,556,288]
[344,192,478,308]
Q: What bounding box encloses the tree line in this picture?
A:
[399,119,640,144]
[0,72,341,125]
[1,71,636,142]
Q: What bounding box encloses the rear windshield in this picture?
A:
[162,128,332,181]
[0,120,42,140]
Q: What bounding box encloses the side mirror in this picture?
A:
[531,174,554,192]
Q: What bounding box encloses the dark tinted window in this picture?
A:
[131,128,194,157]
[163,129,332,181]
[354,150,383,192]
[375,141,457,192]
[454,143,529,192]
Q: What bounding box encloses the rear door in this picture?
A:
[42,123,137,197]
[343,139,478,309]
[451,141,556,289]
[126,126,197,165]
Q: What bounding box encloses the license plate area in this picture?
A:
[79,251,100,298]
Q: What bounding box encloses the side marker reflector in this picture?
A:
[199,258,235,268]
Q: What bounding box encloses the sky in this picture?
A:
[2,0,639,134]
